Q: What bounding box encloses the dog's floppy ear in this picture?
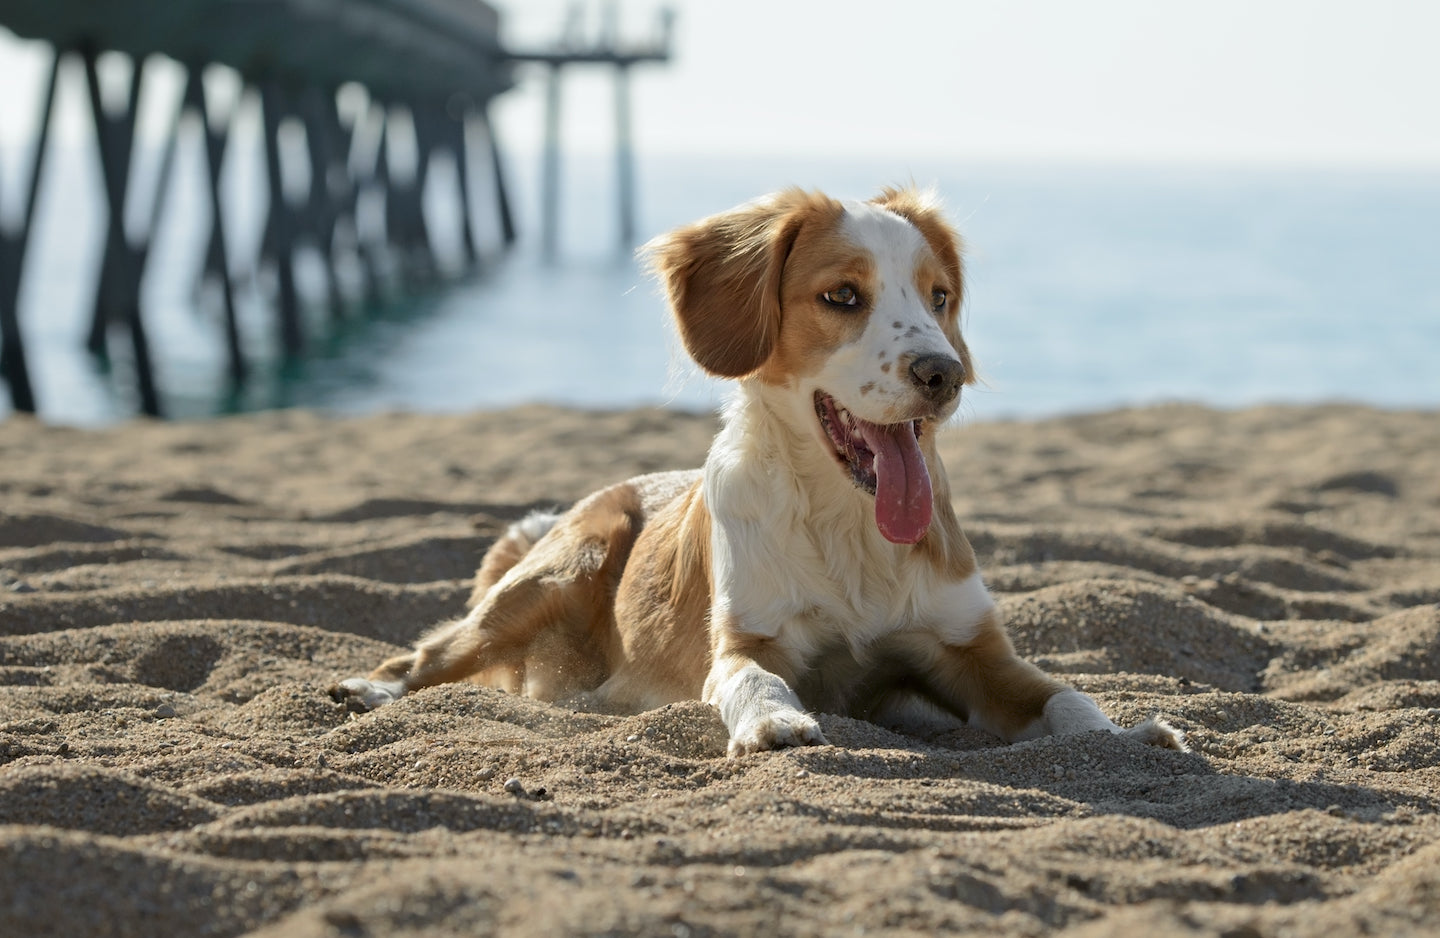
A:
[644,189,827,378]
[870,186,975,384]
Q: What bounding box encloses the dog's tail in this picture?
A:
[467,510,564,608]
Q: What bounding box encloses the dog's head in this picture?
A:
[646,187,972,545]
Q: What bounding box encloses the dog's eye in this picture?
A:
[822,286,859,308]
[930,289,948,312]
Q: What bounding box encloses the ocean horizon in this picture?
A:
[3,147,1437,425]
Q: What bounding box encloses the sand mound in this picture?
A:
[2,403,1438,936]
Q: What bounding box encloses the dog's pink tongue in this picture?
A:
[859,420,932,544]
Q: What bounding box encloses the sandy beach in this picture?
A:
[1,402,1438,936]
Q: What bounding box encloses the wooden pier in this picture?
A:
[0,1,672,419]
[507,4,675,259]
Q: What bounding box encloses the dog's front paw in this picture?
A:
[328,677,405,713]
[728,709,827,757]
[1123,715,1189,752]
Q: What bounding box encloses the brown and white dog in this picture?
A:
[332,187,1186,756]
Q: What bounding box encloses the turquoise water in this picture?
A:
[5,151,1438,424]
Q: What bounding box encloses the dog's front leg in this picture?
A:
[703,629,826,757]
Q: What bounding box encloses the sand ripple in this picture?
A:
[2,404,1438,936]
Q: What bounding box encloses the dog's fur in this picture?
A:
[332,187,1186,756]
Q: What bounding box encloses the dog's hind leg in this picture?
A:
[456,510,565,693]
[467,511,564,608]
[330,489,641,711]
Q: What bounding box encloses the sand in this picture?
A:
[1,401,1438,937]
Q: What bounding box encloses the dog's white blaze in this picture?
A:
[923,570,996,646]
[807,201,960,425]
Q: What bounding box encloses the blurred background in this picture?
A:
[0,0,1436,425]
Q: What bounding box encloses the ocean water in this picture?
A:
[3,146,1437,425]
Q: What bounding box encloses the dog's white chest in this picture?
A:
[711,494,990,653]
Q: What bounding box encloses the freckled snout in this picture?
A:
[907,354,966,405]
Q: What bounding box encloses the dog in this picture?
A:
[331,186,1186,756]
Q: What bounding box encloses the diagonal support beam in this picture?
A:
[260,81,304,359]
[82,47,142,357]
[196,85,238,300]
[480,108,516,248]
[446,103,478,265]
[350,99,390,303]
[81,47,173,416]
[299,85,351,320]
[388,102,438,283]
[187,67,246,386]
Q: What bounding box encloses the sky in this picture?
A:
[491,0,1440,168]
[0,0,1437,170]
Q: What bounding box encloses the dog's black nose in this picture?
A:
[908,355,965,403]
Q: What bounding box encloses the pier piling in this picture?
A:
[0,1,673,419]
[260,81,305,360]
[480,111,517,248]
[514,6,672,261]
[0,49,57,416]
